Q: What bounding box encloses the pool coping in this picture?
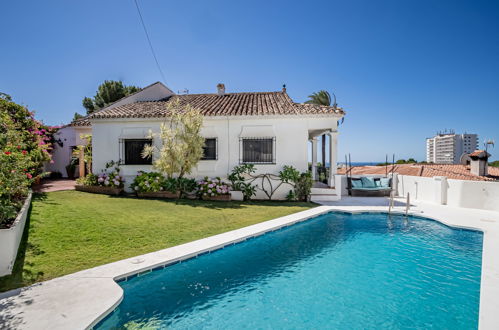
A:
[1,202,498,330]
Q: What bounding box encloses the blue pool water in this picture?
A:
[96,212,483,329]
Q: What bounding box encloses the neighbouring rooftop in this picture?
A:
[69,117,91,127]
[338,163,499,182]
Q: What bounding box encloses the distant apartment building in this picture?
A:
[426,131,478,164]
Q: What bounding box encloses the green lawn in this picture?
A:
[0,191,314,292]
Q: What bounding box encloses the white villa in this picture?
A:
[6,83,499,330]
[53,82,345,199]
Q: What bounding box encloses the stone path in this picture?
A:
[33,179,76,193]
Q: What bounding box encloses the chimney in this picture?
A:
[469,150,490,176]
[282,84,286,93]
[217,83,225,96]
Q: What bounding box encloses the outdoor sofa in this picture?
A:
[347,176,392,197]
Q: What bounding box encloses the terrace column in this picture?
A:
[328,131,338,187]
[79,148,85,178]
[311,137,318,181]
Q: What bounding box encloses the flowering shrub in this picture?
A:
[0,148,35,225]
[197,177,230,197]
[0,96,55,227]
[76,161,124,188]
[97,171,124,188]
[131,171,175,193]
[130,172,197,195]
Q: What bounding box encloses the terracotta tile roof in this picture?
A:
[89,91,345,119]
[469,150,491,159]
[69,117,91,127]
[338,164,499,182]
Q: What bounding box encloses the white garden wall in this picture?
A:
[0,193,32,277]
[396,175,499,212]
[397,175,436,203]
[91,115,339,200]
[446,179,499,212]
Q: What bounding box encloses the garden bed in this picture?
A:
[202,194,231,201]
[137,191,181,199]
[75,185,123,196]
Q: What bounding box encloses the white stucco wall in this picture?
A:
[397,175,436,203]
[396,175,499,212]
[44,126,91,177]
[446,179,499,212]
[91,115,339,199]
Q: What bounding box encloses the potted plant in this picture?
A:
[65,163,76,179]
[197,177,231,201]
[228,164,256,201]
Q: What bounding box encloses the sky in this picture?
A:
[1,0,498,162]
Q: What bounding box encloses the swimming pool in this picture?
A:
[96,212,483,329]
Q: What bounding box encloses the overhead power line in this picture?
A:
[133,0,167,84]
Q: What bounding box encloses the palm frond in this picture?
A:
[304,90,331,106]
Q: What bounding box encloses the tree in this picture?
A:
[142,99,204,178]
[305,90,332,170]
[82,80,141,114]
[407,158,417,163]
[82,97,95,113]
[0,92,12,101]
[73,112,84,121]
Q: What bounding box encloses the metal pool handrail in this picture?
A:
[388,190,395,214]
[405,193,410,217]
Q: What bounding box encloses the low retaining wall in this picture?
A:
[75,185,123,196]
[397,175,499,212]
[0,192,32,277]
[446,179,499,212]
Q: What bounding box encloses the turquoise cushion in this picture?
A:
[374,179,382,187]
[353,187,391,191]
[380,178,390,188]
[351,180,362,188]
[360,177,376,188]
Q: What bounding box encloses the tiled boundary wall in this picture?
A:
[335,174,499,213]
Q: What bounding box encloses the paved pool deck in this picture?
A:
[1,197,498,330]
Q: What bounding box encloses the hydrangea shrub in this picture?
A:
[77,161,124,188]
[197,177,231,197]
[131,171,174,192]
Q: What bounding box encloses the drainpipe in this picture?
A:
[227,116,230,178]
